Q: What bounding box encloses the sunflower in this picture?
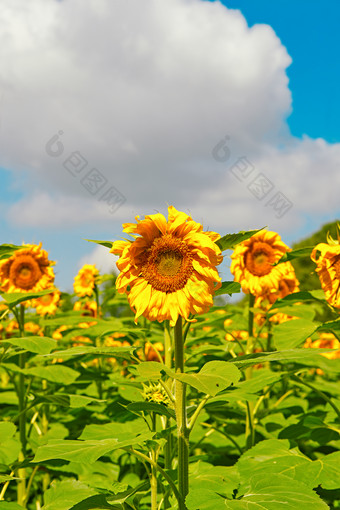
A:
[73,299,98,317]
[311,243,340,309]
[73,265,99,297]
[111,206,222,325]
[230,230,291,296]
[0,243,55,294]
[32,289,61,316]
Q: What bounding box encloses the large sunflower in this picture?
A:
[111,206,222,325]
[230,230,291,296]
[311,243,340,308]
[73,265,99,297]
[0,243,55,293]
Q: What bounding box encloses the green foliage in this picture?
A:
[1,239,340,509]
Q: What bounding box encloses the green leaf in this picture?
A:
[0,422,16,442]
[187,474,329,509]
[0,244,22,260]
[273,319,318,349]
[127,402,176,420]
[216,228,264,252]
[42,479,98,510]
[234,369,283,394]
[0,475,19,483]
[314,451,340,490]
[39,346,135,362]
[2,336,57,354]
[0,289,55,307]
[236,475,328,509]
[79,419,149,441]
[24,365,80,385]
[237,439,320,488]
[0,391,18,405]
[214,282,241,297]
[272,291,326,310]
[318,317,340,333]
[232,349,333,369]
[33,433,154,464]
[176,361,241,397]
[32,393,104,409]
[85,239,114,250]
[274,247,314,264]
[189,461,239,498]
[0,437,21,465]
[0,503,26,510]
[135,361,173,380]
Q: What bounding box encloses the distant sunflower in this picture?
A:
[73,265,99,297]
[230,230,291,296]
[111,206,222,325]
[0,243,55,293]
[33,289,61,316]
[311,243,340,308]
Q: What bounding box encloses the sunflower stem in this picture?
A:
[245,293,256,450]
[150,412,158,510]
[17,304,27,505]
[163,321,174,508]
[174,317,189,509]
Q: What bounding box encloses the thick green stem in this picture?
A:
[174,317,188,508]
[245,294,256,450]
[150,413,158,510]
[16,304,27,505]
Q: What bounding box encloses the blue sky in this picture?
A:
[0,0,339,292]
[212,0,340,143]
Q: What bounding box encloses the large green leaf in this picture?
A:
[0,437,21,466]
[186,474,329,509]
[189,461,239,498]
[33,433,154,464]
[237,439,320,487]
[273,319,319,349]
[42,479,98,510]
[3,336,57,354]
[0,244,22,260]
[274,247,314,265]
[214,282,241,297]
[0,422,16,442]
[272,291,326,310]
[0,289,54,307]
[232,348,333,368]
[39,346,135,362]
[176,361,241,397]
[79,419,149,441]
[0,503,26,510]
[24,365,80,385]
[216,229,264,252]
[314,451,340,490]
[135,361,173,380]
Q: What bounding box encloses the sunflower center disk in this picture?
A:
[245,242,275,276]
[156,251,183,277]
[9,256,42,290]
[142,235,193,293]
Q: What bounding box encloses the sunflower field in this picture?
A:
[1,207,340,510]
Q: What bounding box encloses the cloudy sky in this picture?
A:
[0,0,339,291]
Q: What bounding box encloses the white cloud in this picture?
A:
[0,0,338,235]
[77,244,118,275]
